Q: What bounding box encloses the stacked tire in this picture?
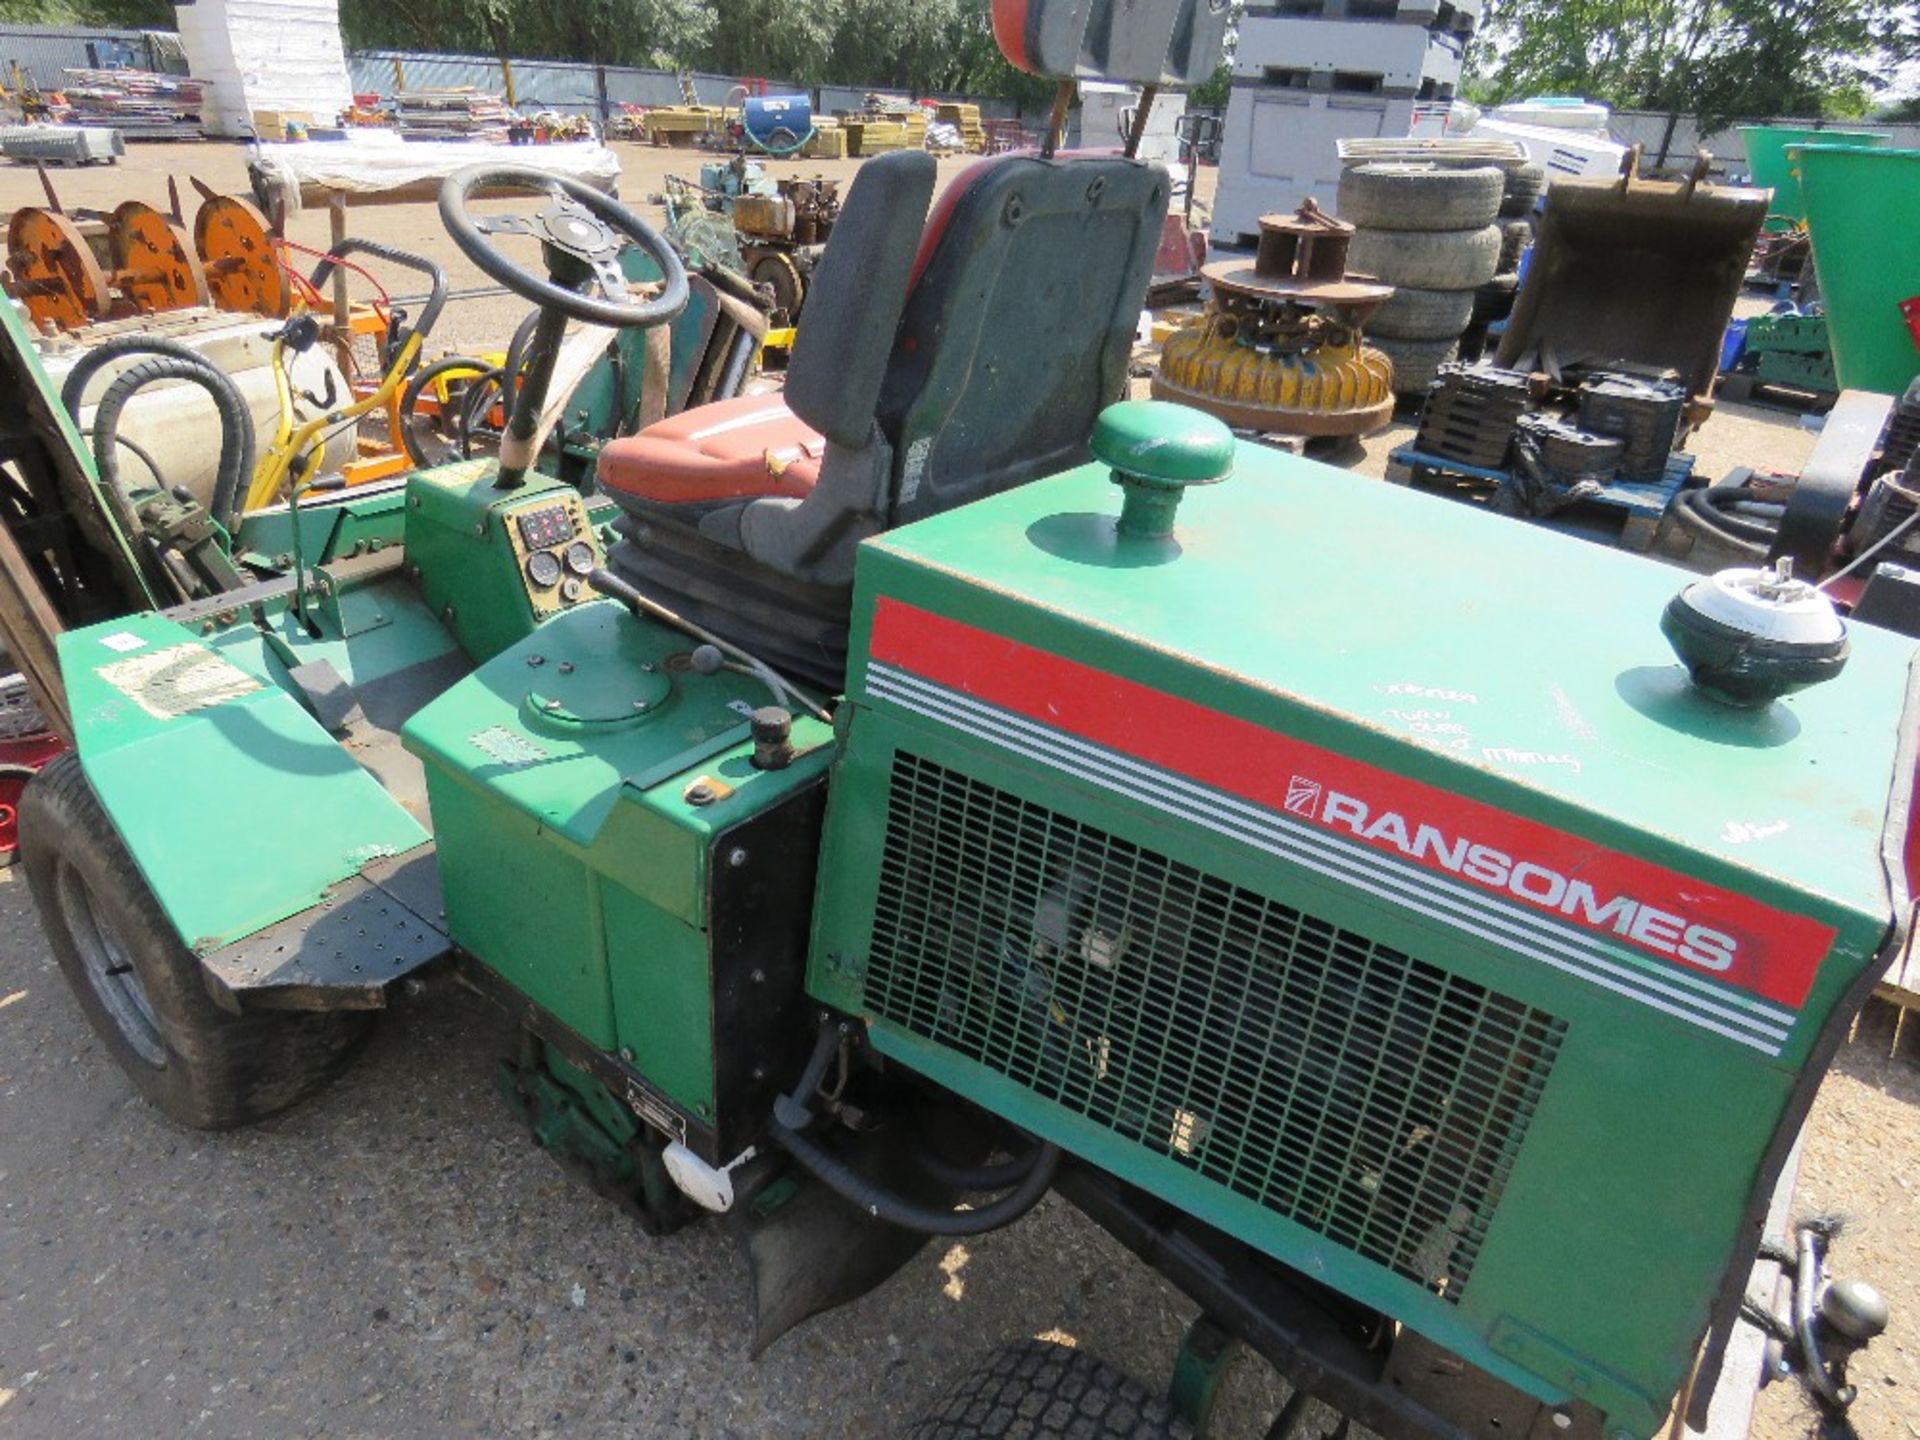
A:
[1338,163,1506,397]
[1459,219,1532,362]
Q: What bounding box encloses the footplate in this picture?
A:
[199,846,451,1012]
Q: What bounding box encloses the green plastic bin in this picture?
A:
[1738,125,1887,222]
[1797,144,1920,396]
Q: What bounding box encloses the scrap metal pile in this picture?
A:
[1153,202,1394,437]
[55,68,207,138]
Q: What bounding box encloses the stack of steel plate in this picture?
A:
[60,68,205,138]
[1413,364,1532,468]
[1515,413,1625,484]
[1577,373,1687,483]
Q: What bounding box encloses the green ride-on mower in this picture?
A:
[4,4,1910,1435]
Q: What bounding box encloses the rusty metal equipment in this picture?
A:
[107,201,209,316]
[4,206,109,330]
[734,177,840,325]
[193,194,291,318]
[6,183,230,331]
[1153,202,1395,436]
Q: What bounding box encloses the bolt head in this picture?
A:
[727,846,749,867]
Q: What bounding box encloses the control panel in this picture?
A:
[504,492,599,618]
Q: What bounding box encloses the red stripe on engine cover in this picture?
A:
[868,598,1832,1011]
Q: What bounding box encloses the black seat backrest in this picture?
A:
[875,154,1169,525]
[781,147,1169,530]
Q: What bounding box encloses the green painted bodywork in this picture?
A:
[232,484,412,573]
[402,461,593,663]
[60,609,430,950]
[402,599,832,1124]
[806,445,1914,1435]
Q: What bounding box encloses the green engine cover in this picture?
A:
[806,446,1915,1435]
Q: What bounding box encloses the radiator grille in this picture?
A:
[865,753,1565,1302]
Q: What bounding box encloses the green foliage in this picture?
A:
[0,0,1238,109]
[0,0,172,26]
[1469,0,1920,132]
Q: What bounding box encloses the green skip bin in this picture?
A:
[1738,125,1887,223]
[1798,143,1920,395]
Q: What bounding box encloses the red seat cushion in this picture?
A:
[596,393,825,504]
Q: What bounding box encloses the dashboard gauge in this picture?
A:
[525,550,563,588]
[564,539,597,576]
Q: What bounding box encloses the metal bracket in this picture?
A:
[1168,1314,1243,1436]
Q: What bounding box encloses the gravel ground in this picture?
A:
[0,141,1913,1440]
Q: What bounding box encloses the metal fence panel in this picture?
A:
[1606,108,1920,171]
[0,25,167,89]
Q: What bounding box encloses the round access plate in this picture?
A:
[523,662,672,730]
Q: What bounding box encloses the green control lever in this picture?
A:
[1091,400,1236,540]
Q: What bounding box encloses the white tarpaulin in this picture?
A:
[176,0,356,137]
[250,132,623,209]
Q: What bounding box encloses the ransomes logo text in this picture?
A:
[1300,780,1739,973]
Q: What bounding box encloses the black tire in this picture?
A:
[1348,224,1501,290]
[909,1340,1190,1440]
[1471,271,1520,326]
[1371,334,1460,396]
[1337,163,1503,232]
[20,753,370,1129]
[1497,219,1531,275]
[1368,284,1476,341]
[1500,162,1546,216]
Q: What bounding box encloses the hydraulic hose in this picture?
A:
[501,307,543,397]
[767,1018,1062,1237]
[770,1116,1062,1237]
[59,335,232,422]
[398,356,507,467]
[1670,485,1777,553]
[913,1139,1054,1193]
[91,356,256,536]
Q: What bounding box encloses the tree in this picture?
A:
[1469,0,1918,133]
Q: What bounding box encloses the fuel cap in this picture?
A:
[1660,559,1849,707]
[1091,400,1235,539]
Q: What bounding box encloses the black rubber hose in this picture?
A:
[914,1140,1052,1193]
[60,336,230,421]
[769,1119,1062,1237]
[398,356,505,467]
[91,357,256,535]
[501,307,543,395]
[1671,486,1776,552]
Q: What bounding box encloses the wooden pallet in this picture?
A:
[1385,445,1691,551]
[1716,370,1837,414]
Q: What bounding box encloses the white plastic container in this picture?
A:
[1490,97,1612,133]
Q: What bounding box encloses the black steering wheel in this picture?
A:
[438,165,689,329]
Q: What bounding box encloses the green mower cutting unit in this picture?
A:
[4,5,1911,1436]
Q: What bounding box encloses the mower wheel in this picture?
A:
[909,1339,1190,1439]
[20,754,371,1129]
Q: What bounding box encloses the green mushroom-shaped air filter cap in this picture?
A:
[1091,400,1235,539]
